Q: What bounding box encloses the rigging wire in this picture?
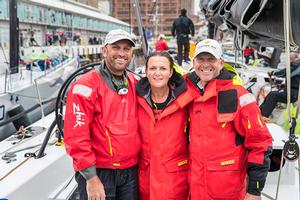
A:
[284,0,291,123]
[274,1,300,199]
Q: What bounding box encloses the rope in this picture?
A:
[0,148,40,181]
[0,127,57,181]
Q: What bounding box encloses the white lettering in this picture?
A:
[73,103,85,129]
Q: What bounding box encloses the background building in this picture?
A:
[73,0,99,8]
[0,0,129,47]
[98,0,112,15]
[112,0,199,38]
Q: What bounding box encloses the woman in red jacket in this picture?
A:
[136,51,193,200]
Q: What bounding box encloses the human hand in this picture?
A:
[86,176,106,200]
[244,193,261,200]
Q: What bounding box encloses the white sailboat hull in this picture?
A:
[0,112,75,200]
[263,123,299,200]
[0,58,77,140]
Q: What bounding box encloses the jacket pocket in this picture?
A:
[106,118,137,135]
[165,157,189,199]
[206,156,245,199]
[106,118,141,161]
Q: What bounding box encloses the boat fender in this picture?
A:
[7,104,31,131]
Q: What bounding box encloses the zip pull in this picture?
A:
[221,122,227,128]
[247,118,251,129]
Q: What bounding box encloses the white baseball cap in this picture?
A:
[158,34,165,39]
[104,29,135,47]
[194,39,223,59]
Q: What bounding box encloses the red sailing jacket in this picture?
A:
[155,39,169,51]
[244,47,250,57]
[186,70,272,200]
[136,74,193,200]
[64,69,141,171]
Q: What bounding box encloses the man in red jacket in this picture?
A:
[244,46,255,64]
[64,29,141,200]
[186,39,273,200]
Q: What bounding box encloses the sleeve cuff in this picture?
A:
[247,180,263,196]
[79,165,97,180]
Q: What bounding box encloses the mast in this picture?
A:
[9,0,19,74]
[132,0,149,57]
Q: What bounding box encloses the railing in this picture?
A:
[1,57,75,95]
[0,43,143,94]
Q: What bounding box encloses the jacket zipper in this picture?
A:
[105,128,113,156]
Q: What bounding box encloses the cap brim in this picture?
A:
[105,38,135,47]
[194,48,221,59]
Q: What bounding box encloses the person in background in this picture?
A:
[64,29,141,200]
[20,32,24,47]
[186,39,273,200]
[171,8,195,66]
[260,52,300,118]
[136,51,191,200]
[244,46,256,64]
[155,34,168,51]
[29,31,39,46]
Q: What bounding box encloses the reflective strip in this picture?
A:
[105,129,113,156]
[72,84,92,97]
[239,93,256,107]
[257,114,263,128]
[113,163,120,167]
[177,160,188,166]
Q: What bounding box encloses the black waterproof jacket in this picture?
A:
[171,15,195,37]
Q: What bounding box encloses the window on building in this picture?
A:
[0,0,8,18]
[25,4,32,21]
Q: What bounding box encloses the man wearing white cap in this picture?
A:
[64,29,141,200]
[186,39,272,200]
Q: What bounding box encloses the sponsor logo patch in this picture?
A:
[220,159,235,166]
[72,84,92,98]
[73,103,85,129]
